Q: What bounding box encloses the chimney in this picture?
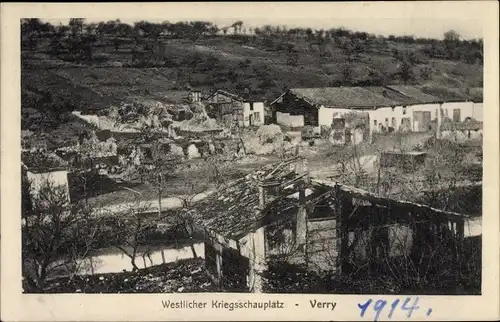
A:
[295,157,309,246]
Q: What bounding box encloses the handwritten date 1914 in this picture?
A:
[358,297,432,321]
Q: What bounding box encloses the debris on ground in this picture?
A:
[171,103,222,133]
[33,258,215,293]
[241,125,295,156]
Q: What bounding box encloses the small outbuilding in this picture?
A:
[190,157,468,292]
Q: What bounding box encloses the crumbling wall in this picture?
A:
[171,102,223,133]
[306,218,338,272]
[276,112,304,127]
[441,129,482,142]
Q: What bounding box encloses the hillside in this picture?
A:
[21,21,483,142]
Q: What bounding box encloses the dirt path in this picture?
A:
[94,190,215,216]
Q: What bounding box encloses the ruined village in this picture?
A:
[21,18,482,295]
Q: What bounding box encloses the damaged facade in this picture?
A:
[270,86,483,142]
[193,158,469,292]
[204,90,265,127]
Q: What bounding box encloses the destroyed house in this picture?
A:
[308,180,469,279]
[271,86,483,139]
[204,90,265,127]
[193,157,469,293]
[193,157,318,292]
[270,87,400,129]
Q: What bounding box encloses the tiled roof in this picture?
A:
[22,151,68,173]
[312,179,469,219]
[289,87,401,109]
[385,85,442,104]
[363,86,417,105]
[190,158,327,239]
[205,89,263,103]
[193,176,262,238]
[420,86,483,102]
[279,86,482,109]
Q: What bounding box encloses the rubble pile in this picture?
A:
[172,102,222,133]
[242,125,295,156]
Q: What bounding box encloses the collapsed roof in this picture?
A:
[189,157,328,239]
[189,157,469,240]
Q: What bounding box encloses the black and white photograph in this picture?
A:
[16,3,487,298]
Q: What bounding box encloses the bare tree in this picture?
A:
[174,174,210,258]
[202,153,228,189]
[331,143,370,188]
[374,135,473,213]
[109,196,153,271]
[135,127,182,218]
[22,177,103,291]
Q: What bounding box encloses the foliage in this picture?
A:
[21,20,482,121]
[399,59,415,85]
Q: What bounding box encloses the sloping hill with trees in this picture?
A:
[21,18,483,131]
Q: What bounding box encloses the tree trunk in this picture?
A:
[158,174,162,218]
[131,258,139,271]
[90,256,95,275]
[184,224,198,259]
[131,245,139,271]
[161,249,166,264]
[37,262,48,290]
[190,244,198,259]
[147,252,153,266]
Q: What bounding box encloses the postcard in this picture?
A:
[1,2,499,321]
